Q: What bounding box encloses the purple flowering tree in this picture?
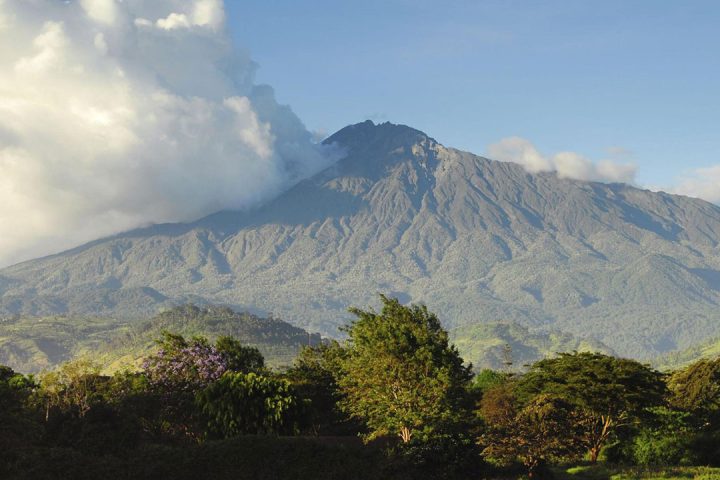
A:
[141,332,229,440]
[143,332,228,393]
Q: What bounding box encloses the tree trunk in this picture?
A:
[399,426,412,443]
[589,414,612,463]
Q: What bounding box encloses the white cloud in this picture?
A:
[487,137,636,184]
[0,0,339,267]
[670,166,720,204]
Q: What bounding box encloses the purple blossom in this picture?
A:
[143,340,228,392]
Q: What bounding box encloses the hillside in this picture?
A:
[0,305,321,372]
[450,322,614,371]
[3,121,720,359]
[656,335,720,370]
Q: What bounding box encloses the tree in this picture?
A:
[196,372,299,437]
[0,365,38,450]
[479,387,587,478]
[515,352,665,462]
[285,341,351,435]
[39,359,103,420]
[142,332,227,392]
[667,357,720,430]
[338,295,472,443]
[215,336,265,373]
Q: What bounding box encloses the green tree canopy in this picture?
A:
[479,387,587,478]
[285,341,351,435]
[515,352,665,462]
[338,295,472,443]
[215,336,265,373]
[196,372,299,437]
[667,357,720,430]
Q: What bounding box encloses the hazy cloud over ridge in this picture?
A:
[671,167,720,204]
[487,137,637,184]
[0,0,338,267]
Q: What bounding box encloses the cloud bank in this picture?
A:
[670,167,720,204]
[487,137,637,184]
[0,0,338,267]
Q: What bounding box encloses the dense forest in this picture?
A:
[1,297,719,480]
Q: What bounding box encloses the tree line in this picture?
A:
[1,296,719,479]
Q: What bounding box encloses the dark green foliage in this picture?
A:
[338,295,473,443]
[479,386,587,478]
[667,357,720,430]
[196,372,299,437]
[515,352,666,462]
[284,342,356,435]
[4,299,720,479]
[626,407,698,467]
[215,336,265,373]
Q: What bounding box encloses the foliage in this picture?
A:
[215,335,265,373]
[143,332,227,392]
[38,359,103,419]
[470,368,507,396]
[285,341,353,435]
[479,386,587,478]
[196,372,299,437]
[626,407,698,467]
[667,357,720,430]
[515,352,666,462]
[338,295,473,443]
[0,305,321,373]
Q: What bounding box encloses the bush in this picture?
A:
[630,429,696,467]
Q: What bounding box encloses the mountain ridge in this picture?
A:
[2,120,720,360]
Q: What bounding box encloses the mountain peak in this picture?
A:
[320,120,440,178]
[323,120,434,152]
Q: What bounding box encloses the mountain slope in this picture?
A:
[3,120,720,359]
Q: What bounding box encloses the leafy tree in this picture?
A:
[667,357,720,430]
[142,332,227,392]
[338,295,472,443]
[628,407,698,466]
[39,359,103,420]
[479,387,587,478]
[216,336,265,373]
[0,365,39,450]
[515,352,665,462]
[196,372,299,437]
[285,341,351,435]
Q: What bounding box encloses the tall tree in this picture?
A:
[285,341,351,435]
[667,357,720,430]
[479,387,587,478]
[338,295,472,443]
[515,352,665,462]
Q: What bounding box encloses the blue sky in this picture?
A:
[227,0,720,190]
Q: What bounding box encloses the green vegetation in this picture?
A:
[1,296,719,479]
[0,305,321,372]
[659,335,720,370]
[339,296,473,443]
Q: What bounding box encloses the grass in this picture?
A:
[556,465,720,480]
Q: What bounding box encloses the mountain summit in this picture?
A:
[2,121,720,359]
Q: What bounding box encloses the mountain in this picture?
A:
[0,305,321,373]
[2,120,720,360]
